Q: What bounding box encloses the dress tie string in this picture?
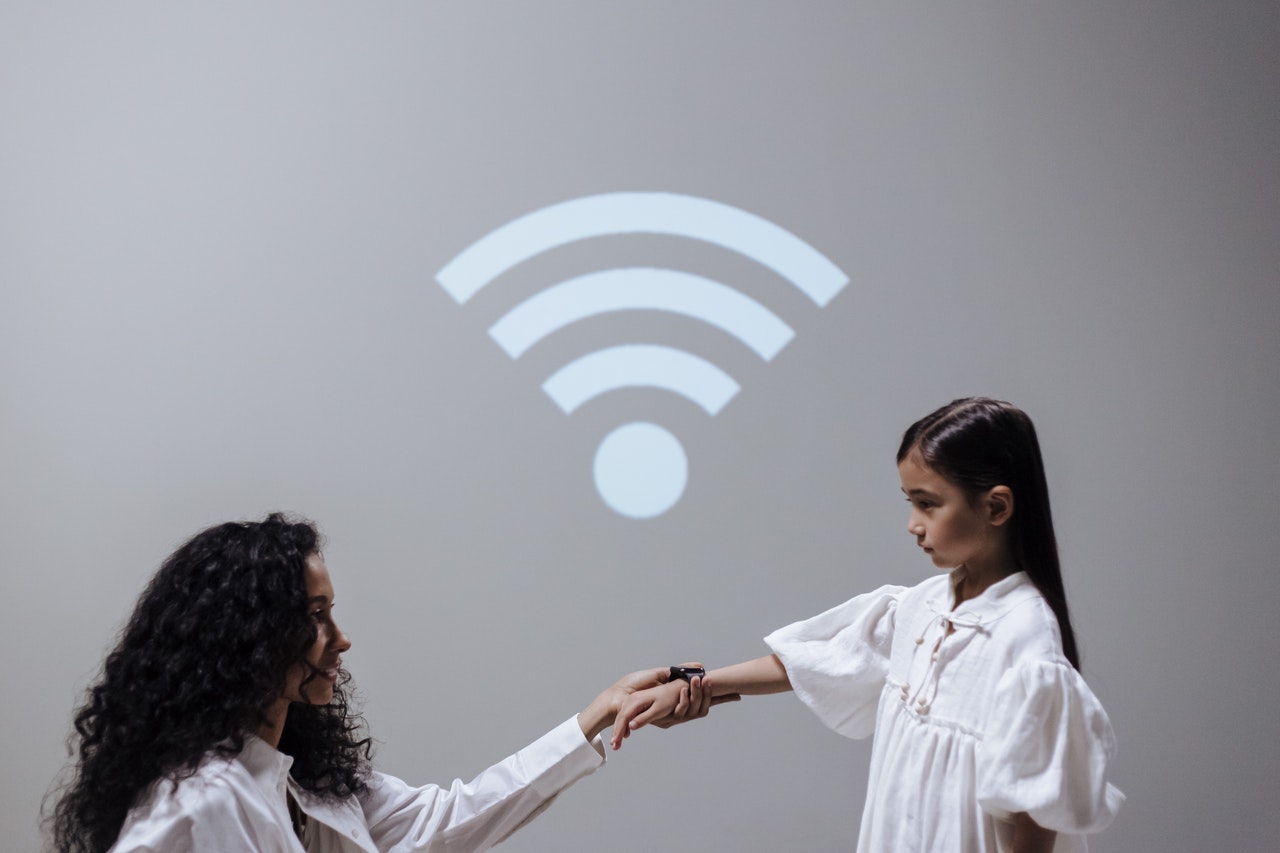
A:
[901,606,984,714]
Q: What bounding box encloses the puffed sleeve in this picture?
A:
[359,716,604,852]
[976,660,1125,834]
[764,585,904,739]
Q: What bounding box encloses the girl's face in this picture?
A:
[280,553,351,706]
[898,450,1006,573]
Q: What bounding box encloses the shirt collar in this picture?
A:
[237,732,295,790]
[925,570,1038,626]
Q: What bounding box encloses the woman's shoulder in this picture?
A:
[129,740,284,821]
[138,754,250,811]
[111,757,254,850]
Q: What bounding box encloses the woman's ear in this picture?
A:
[986,486,1014,527]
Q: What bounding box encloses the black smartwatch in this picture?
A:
[668,665,706,682]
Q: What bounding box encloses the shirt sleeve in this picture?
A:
[358,716,605,852]
[764,584,905,739]
[976,659,1126,834]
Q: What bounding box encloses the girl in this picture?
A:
[614,398,1124,852]
[48,513,712,853]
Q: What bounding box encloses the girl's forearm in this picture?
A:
[706,654,792,696]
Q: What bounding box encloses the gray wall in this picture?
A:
[4,3,1277,850]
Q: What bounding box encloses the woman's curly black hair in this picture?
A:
[47,513,372,853]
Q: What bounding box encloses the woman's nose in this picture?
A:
[332,622,352,653]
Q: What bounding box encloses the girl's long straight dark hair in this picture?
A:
[898,398,1080,668]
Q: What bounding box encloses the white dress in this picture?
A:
[765,571,1124,853]
[108,717,604,852]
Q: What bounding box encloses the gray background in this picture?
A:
[4,2,1277,851]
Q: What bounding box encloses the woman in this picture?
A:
[49,513,714,852]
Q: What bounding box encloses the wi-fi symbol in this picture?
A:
[436,191,847,519]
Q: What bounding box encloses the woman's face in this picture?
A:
[280,553,351,706]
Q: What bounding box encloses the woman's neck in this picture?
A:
[258,698,290,748]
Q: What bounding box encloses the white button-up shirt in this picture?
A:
[109,717,605,852]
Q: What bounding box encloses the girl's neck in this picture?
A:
[951,523,1018,606]
[951,559,1017,607]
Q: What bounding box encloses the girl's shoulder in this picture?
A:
[893,572,953,612]
[986,581,1068,664]
[910,571,1066,662]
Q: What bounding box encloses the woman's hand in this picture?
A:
[576,667,671,742]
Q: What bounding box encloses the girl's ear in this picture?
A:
[986,486,1014,527]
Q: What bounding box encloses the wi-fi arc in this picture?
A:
[542,344,739,416]
[489,268,794,361]
[437,192,847,307]
[435,192,848,519]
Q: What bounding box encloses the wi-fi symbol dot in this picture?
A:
[436,191,847,519]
